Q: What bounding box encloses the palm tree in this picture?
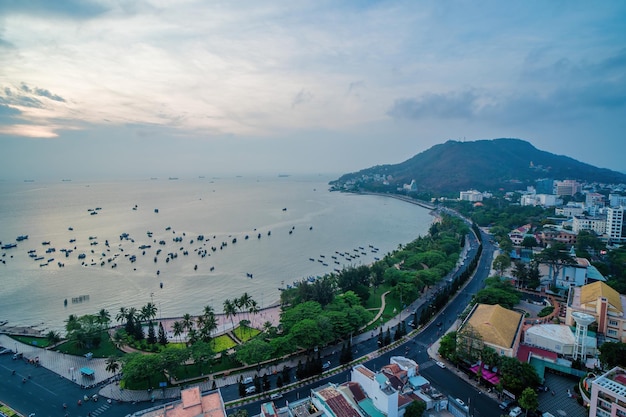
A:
[116,307,128,325]
[141,302,157,324]
[223,299,237,331]
[172,320,184,344]
[105,356,120,375]
[97,308,111,330]
[198,305,218,343]
[248,299,259,327]
[239,292,252,321]
[182,313,194,332]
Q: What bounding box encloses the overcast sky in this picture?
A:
[1,0,625,180]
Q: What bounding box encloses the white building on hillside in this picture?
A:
[572,216,606,235]
[606,206,625,242]
[459,190,483,202]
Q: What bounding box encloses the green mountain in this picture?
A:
[330,138,626,194]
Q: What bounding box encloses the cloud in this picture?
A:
[291,89,313,108]
[0,0,107,19]
[387,90,481,120]
[0,104,21,121]
[33,87,66,102]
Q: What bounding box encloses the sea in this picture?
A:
[0,175,433,334]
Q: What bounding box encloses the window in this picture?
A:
[608,329,618,337]
[609,320,619,327]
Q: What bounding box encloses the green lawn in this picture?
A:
[232,325,261,342]
[55,331,123,358]
[211,334,238,352]
[11,335,52,349]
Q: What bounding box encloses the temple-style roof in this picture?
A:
[465,304,523,348]
[580,282,622,314]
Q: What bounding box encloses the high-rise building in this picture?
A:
[554,180,582,197]
[588,366,626,417]
[606,206,625,242]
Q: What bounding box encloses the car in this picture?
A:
[435,360,445,368]
[245,386,256,394]
[455,398,466,407]
[0,348,13,355]
[242,376,253,384]
[509,406,523,417]
[408,320,416,328]
[270,393,282,400]
[499,399,513,410]
[322,361,331,370]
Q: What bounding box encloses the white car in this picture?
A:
[242,376,253,384]
[270,393,282,400]
[509,406,523,417]
[435,360,445,368]
[245,386,256,394]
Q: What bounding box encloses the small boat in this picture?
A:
[42,241,51,245]
[16,235,28,241]
[160,282,163,288]
[1,243,17,249]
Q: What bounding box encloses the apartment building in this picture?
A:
[588,366,626,417]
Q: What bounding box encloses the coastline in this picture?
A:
[1,187,435,335]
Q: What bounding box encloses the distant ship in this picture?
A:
[278,174,290,177]
[168,177,179,180]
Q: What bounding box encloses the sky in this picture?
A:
[1,0,625,180]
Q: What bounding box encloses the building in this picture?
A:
[608,194,626,208]
[538,256,606,290]
[572,216,606,236]
[311,383,367,417]
[585,192,605,209]
[457,304,524,358]
[554,180,582,197]
[522,324,597,357]
[132,387,226,417]
[555,203,585,217]
[459,190,483,202]
[520,193,559,207]
[537,228,577,246]
[566,281,626,343]
[535,179,554,195]
[606,206,626,242]
[588,366,626,417]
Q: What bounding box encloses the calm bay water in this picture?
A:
[0,175,432,333]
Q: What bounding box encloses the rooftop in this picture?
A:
[465,304,523,348]
[593,367,626,398]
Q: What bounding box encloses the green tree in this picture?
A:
[46,330,62,345]
[493,253,512,276]
[518,387,538,416]
[534,243,577,288]
[236,338,274,366]
[158,322,168,345]
[599,341,626,369]
[105,356,121,375]
[521,236,537,249]
[438,331,457,361]
[190,341,214,374]
[160,346,190,378]
[404,400,426,417]
[122,352,162,388]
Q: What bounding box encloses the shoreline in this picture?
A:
[1,190,436,336]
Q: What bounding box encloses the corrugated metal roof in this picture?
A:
[580,281,622,314]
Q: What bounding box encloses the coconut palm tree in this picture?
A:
[105,356,120,375]
[172,320,184,344]
[182,313,194,332]
[116,307,128,325]
[141,302,158,324]
[97,308,111,330]
[223,299,237,331]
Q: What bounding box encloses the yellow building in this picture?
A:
[457,304,524,358]
[566,281,626,342]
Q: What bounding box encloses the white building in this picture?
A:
[572,216,606,235]
[609,194,626,208]
[606,206,625,242]
[555,203,585,217]
[589,366,626,417]
[523,324,597,356]
[459,190,483,202]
